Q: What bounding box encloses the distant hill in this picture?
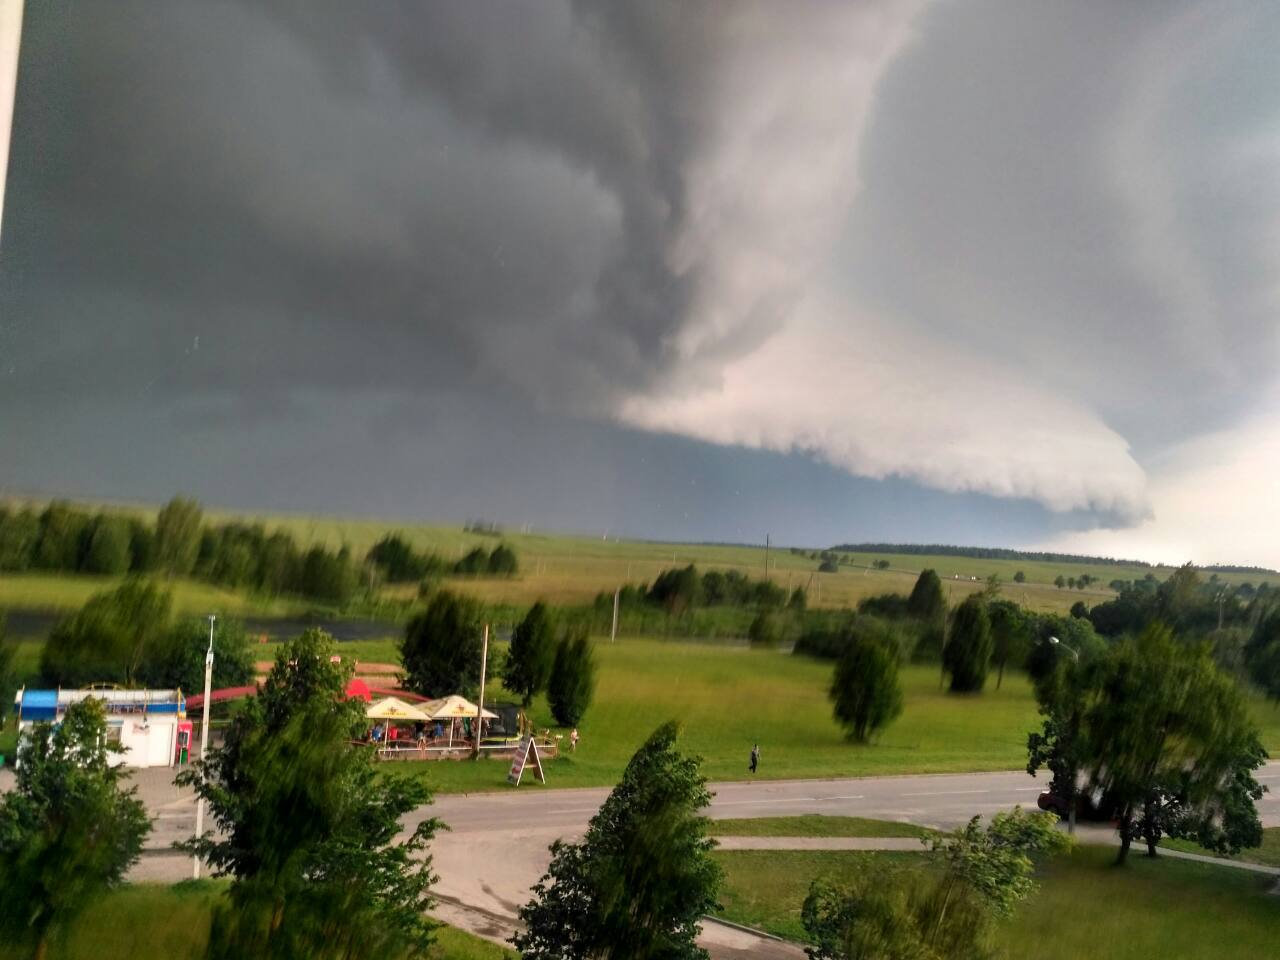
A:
[831,543,1151,568]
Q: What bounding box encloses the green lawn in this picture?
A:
[713,846,1280,957]
[379,638,1280,795]
[707,815,932,838]
[0,572,303,618]
[712,849,924,941]
[1162,826,1280,868]
[0,882,514,960]
[396,640,1046,794]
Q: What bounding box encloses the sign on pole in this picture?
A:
[506,734,545,787]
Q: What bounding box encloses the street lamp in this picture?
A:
[1048,635,1079,662]
[192,614,215,880]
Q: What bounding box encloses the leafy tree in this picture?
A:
[1080,623,1267,863]
[177,629,440,960]
[0,698,150,957]
[487,543,518,575]
[873,558,891,570]
[1244,608,1280,703]
[298,545,358,604]
[126,520,155,572]
[0,507,39,571]
[154,496,203,576]
[803,808,1068,960]
[514,721,721,960]
[907,569,946,621]
[453,547,489,575]
[1013,570,1026,583]
[818,558,839,573]
[988,599,1029,690]
[40,579,172,687]
[367,534,425,582]
[1027,650,1093,833]
[943,595,992,693]
[748,609,788,648]
[787,587,808,612]
[829,628,903,742]
[1069,600,1089,619]
[1054,575,1066,589]
[33,501,91,571]
[503,601,557,707]
[400,591,484,698]
[548,628,596,727]
[649,565,704,614]
[83,515,132,575]
[140,617,254,695]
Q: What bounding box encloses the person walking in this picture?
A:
[570,728,580,752]
[749,743,759,774]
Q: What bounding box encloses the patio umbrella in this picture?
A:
[365,697,430,722]
[422,695,497,720]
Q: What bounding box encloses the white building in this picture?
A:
[12,687,191,768]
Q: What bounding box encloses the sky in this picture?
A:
[1,1,1278,566]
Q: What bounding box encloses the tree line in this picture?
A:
[0,498,518,607]
[831,542,1152,567]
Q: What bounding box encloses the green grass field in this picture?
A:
[707,815,932,838]
[1162,827,1280,868]
[382,638,1280,794]
[713,846,1280,956]
[0,882,515,960]
[0,571,303,618]
[393,641,1049,794]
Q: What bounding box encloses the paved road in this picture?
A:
[10,762,1278,957]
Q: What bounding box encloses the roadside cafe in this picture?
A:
[11,687,190,769]
[367,694,501,759]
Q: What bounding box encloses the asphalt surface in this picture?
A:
[6,762,1278,957]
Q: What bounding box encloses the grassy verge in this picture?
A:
[1161,826,1280,868]
[0,882,514,960]
[712,849,924,941]
[707,815,932,838]
[713,845,1280,957]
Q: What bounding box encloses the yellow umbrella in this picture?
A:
[423,694,497,720]
[365,697,430,722]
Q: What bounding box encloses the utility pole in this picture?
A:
[473,623,489,757]
[764,534,770,581]
[610,587,620,643]
[192,614,215,880]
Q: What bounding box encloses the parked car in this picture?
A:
[1037,787,1116,822]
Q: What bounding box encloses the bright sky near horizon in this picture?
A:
[1,2,1278,567]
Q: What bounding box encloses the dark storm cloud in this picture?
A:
[0,0,720,416]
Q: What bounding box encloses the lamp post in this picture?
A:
[1048,635,1079,662]
[192,614,215,879]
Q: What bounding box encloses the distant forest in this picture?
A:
[831,543,1153,568]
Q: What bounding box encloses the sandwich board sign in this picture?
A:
[507,734,545,786]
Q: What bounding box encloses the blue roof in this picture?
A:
[21,690,58,709]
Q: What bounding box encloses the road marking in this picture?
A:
[900,787,1044,798]
[712,795,865,807]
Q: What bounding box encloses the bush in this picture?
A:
[548,629,595,727]
[943,595,992,693]
[830,631,903,742]
[748,610,789,648]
